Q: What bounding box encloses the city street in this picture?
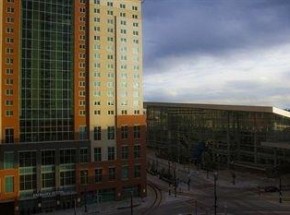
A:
[146,151,290,215]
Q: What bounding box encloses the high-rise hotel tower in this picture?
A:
[0,0,146,213]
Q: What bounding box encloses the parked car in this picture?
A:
[264,186,279,192]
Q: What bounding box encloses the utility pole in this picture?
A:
[214,171,218,215]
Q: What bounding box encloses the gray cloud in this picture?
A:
[143,0,290,71]
[142,0,290,108]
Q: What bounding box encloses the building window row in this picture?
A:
[3,156,140,192]
[95,126,146,141]
[93,165,141,183]
[120,145,141,160]
[4,149,90,170]
[92,0,139,11]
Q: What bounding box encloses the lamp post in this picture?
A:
[214,171,218,215]
[56,199,60,210]
[74,198,77,215]
[37,196,42,213]
[168,160,172,186]
[279,176,282,203]
[275,165,282,204]
[130,191,133,215]
[174,166,177,197]
[15,205,19,215]
[56,192,61,211]
[96,190,100,212]
[84,171,88,213]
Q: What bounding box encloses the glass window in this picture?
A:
[60,171,75,186]
[5,128,14,143]
[41,150,55,165]
[4,152,14,169]
[134,145,141,158]
[121,126,128,139]
[107,126,115,140]
[60,149,76,164]
[80,148,88,163]
[80,126,87,140]
[121,166,129,180]
[95,168,102,183]
[133,126,141,139]
[94,126,101,140]
[121,146,129,160]
[109,167,115,180]
[5,176,14,193]
[108,147,115,160]
[42,173,55,188]
[94,148,102,161]
[19,151,36,167]
[20,174,36,191]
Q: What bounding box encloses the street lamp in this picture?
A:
[275,165,282,203]
[130,191,133,215]
[83,171,88,213]
[37,197,42,213]
[174,166,177,197]
[168,160,171,186]
[279,176,282,203]
[56,193,61,210]
[214,171,218,215]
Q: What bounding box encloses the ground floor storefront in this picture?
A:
[2,184,144,215]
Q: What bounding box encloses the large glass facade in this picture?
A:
[146,103,290,170]
[20,0,74,142]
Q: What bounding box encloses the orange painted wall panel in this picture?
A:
[74,0,89,140]
[0,169,19,201]
[1,0,21,143]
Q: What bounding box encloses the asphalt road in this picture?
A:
[147,153,290,215]
[146,183,290,215]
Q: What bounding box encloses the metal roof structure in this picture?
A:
[144,102,290,118]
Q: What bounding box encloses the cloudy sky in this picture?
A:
[142,0,290,108]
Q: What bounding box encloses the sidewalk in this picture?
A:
[37,196,151,215]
